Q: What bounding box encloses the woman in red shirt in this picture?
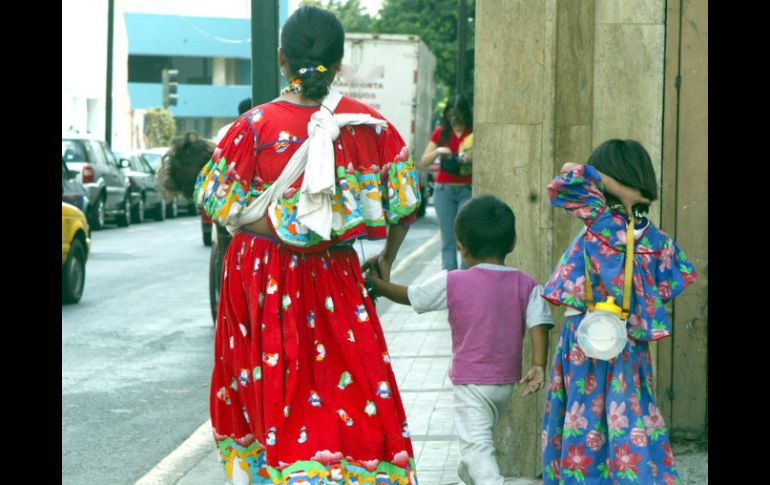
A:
[419,95,473,270]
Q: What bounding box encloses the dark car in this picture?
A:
[138,148,198,218]
[62,133,134,229]
[113,151,167,222]
[62,158,89,215]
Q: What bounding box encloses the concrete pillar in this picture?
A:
[474,0,552,477]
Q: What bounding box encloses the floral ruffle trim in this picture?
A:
[217,436,418,484]
[194,155,250,226]
[264,158,420,248]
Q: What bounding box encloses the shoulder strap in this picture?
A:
[583,214,635,318]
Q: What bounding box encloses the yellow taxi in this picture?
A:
[62,202,91,303]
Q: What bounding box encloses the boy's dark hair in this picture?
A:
[439,94,473,145]
[281,6,345,100]
[157,131,213,201]
[238,98,252,115]
[454,195,516,260]
[587,139,659,205]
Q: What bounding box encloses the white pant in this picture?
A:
[453,383,515,485]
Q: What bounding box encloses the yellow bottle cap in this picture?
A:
[594,296,623,316]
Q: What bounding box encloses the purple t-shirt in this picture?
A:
[407,263,554,385]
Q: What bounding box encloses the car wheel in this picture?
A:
[133,196,145,223]
[62,239,86,304]
[116,196,131,227]
[167,199,179,218]
[91,196,106,230]
[155,198,167,221]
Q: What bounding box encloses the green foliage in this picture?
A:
[302,0,476,102]
[301,0,373,32]
[144,107,176,148]
[374,0,475,102]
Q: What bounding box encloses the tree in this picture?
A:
[300,0,372,33]
[298,0,476,107]
[144,107,176,148]
[374,0,475,103]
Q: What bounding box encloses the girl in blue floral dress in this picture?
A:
[540,139,697,485]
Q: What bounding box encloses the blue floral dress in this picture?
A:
[541,165,697,485]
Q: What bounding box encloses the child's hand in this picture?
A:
[520,365,546,396]
[362,254,392,281]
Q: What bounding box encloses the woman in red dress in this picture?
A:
[159,6,420,484]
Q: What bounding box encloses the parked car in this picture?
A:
[62,202,91,304]
[62,133,134,229]
[113,150,167,222]
[137,147,198,217]
[62,158,89,215]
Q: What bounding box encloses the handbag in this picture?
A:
[440,154,472,176]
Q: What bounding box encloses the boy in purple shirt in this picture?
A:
[368,195,553,484]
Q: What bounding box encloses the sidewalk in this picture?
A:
[138,246,707,485]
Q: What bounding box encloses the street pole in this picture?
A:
[456,0,467,96]
[105,0,114,145]
[251,0,280,105]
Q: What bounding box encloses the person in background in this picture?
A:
[419,94,473,270]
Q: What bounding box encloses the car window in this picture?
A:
[138,155,155,173]
[142,152,163,171]
[62,140,87,162]
[101,143,119,166]
[130,156,146,172]
[102,145,119,167]
[87,141,107,165]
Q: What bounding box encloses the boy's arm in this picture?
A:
[520,324,550,396]
[368,274,411,306]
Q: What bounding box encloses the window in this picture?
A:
[62,140,87,162]
[143,152,163,171]
[87,141,107,165]
[102,144,119,166]
[129,55,213,85]
[131,155,151,173]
